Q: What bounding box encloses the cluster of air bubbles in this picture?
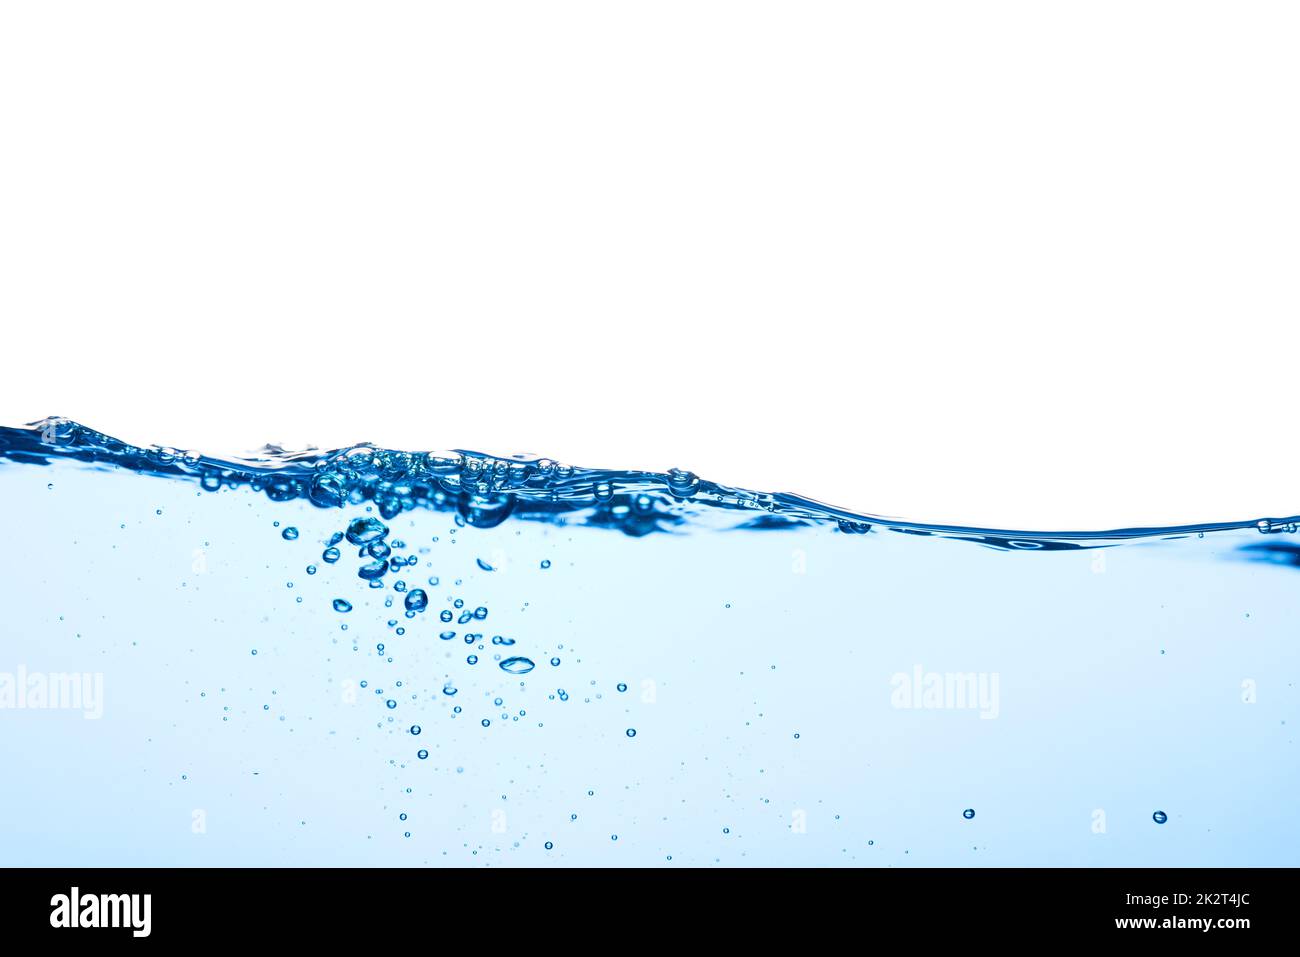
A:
[259,501,645,829]
[12,417,952,536]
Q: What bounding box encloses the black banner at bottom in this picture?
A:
[0,867,1284,944]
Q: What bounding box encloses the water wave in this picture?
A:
[3,416,1296,548]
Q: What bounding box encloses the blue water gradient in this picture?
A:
[0,418,1296,865]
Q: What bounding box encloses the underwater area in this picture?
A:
[0,418,1296,866]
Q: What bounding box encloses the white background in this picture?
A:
[1,1,1296,530]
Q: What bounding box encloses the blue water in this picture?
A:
[1,418,1296,866]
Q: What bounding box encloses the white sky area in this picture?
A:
[2,2,1298,530]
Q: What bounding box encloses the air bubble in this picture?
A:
[667,468,699,498]
[346,517,389,545]
[358,560,387,580]
[500,657,536,675]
